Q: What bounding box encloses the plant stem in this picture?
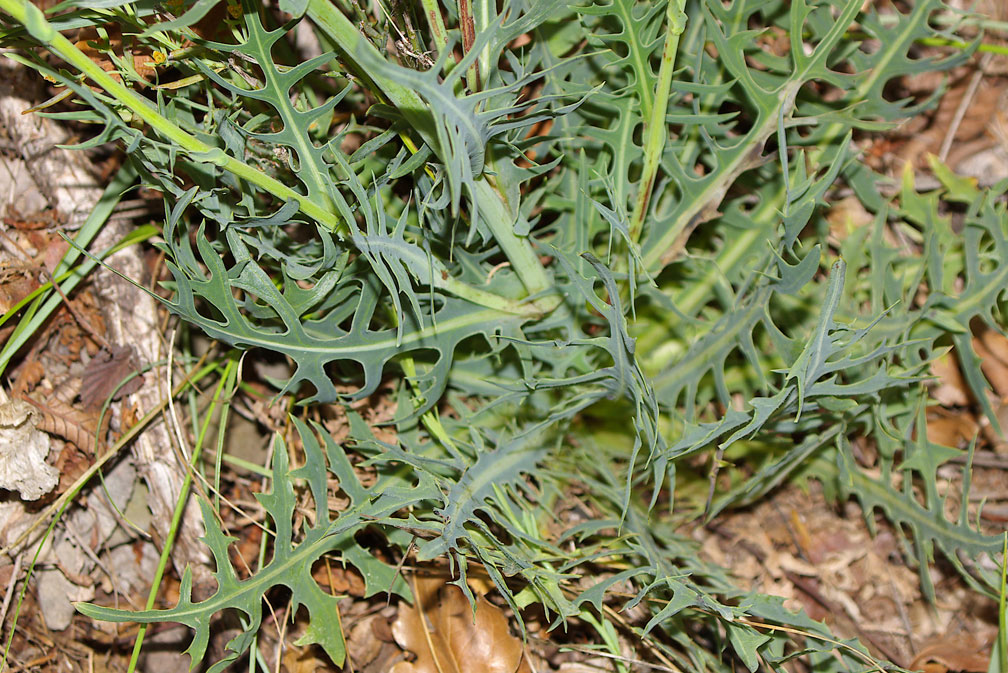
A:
[0,0,347,234]
[305,0,432,132]
[441,272,554,316]
[457,0,478,88]
[418,0,449,54]
[473,179,556,302]
[628,0,686,246]
[877,11,1008,34]
[918,36,1008,55]
[399,351,460,455]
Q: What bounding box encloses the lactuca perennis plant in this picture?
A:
[2,0,1004,670]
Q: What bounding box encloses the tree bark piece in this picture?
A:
[0,62,210,593]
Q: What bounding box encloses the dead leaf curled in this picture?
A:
[391,577,531,673]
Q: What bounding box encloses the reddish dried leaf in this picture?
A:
[31,394,101,455]
[24,229,70,273]
[11,360,44,396]
[80,345,142,410]
[2,206,64,230]
[55,444,91,492]
[282,647,328,673]
[73,24,161,87]
[980,329,1008,364]
[311,558,366,597]
[896,73,1007,170]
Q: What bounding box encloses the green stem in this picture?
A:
[419,0,449,54]
[419,0,472,98]
[0,0,346,234]
[641,0,865,274]
[877,11,1008,33]
[472,179,556,301]
[126,357,239,673]
[628,0,687,246]
[399,349,460,455]
[441,272,554,316]
[640,114,777,274]
[457,0,481,91]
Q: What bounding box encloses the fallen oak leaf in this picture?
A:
[282,646,329,673]
[391,576,531,673]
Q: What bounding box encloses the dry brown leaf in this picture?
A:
[54,443,91,492]
[12,359,45,396]
[281,647,328,673]
[28,394,102,455]
[910,633,990,673]
[925,409,979,448]
[980,329,1008,364]
[930,352,971,407]
[347,613,393,670]
[825,196,873,243]
[312,558,366,597]
[0,265,40,314]
[977,330,1008,397]
[896,73,1007,170]
[80,345,142,410]
[391,577,531,673]
[74,25,161,86]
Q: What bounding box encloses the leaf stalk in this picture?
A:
[628,0,687,246]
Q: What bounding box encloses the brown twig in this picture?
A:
[0,553,22,630]
[938,54,992,162]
